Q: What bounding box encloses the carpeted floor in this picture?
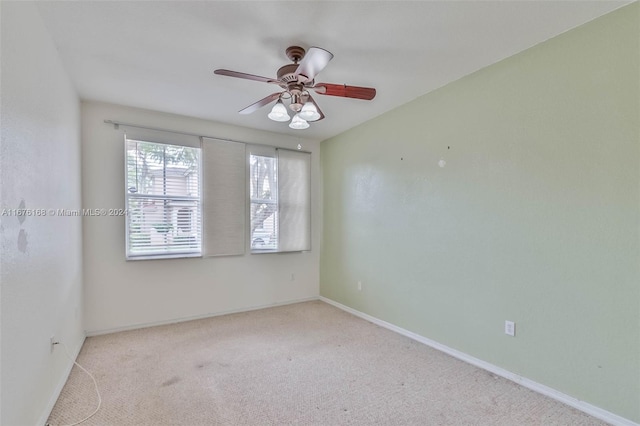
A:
[47,301,605,425]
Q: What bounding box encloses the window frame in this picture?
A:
[248,145,311,254]
[249,152,279,253]
[124,138,203,260]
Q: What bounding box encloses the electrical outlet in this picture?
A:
[50,335,57,353]
[505,321,515,337]
[357,281,362,291]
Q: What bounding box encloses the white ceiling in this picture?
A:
[36,1,629,142]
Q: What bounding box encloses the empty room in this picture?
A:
[1,1,638,425]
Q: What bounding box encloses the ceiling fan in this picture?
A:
[214,46,376,129]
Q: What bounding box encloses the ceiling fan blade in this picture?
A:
[305,94,325,121]
[214,69,277,84]
[313,83,376,100]
[294,47,333,81]
[239,92,282,115]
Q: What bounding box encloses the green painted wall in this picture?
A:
[320,4,639,422]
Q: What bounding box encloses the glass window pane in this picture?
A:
[249,154,278,250]
[126,140,200,197]
[126,139,201,259]
[249,154,277,201]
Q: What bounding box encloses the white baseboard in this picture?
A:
[319,296,638,426]
[38,335,86,426]
[86,296,319,336]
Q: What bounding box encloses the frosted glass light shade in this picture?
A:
[298,102,321,121]
[268,100,290,122]
[289,114,309,130]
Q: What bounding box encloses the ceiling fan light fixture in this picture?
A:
[289,93,304,112]
[289,114,309,130]
[298,101,321,121]
[290,102,303,113]
[267,100,290,122]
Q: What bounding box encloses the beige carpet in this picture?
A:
[47,301,605,425]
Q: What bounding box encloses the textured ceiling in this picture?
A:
[36,1,629,142]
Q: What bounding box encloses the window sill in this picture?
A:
[250,250,310,255]
[126,252,201,261]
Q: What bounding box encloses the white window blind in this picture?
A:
[125,137,201,259]
[277,149,311,252]
[124,127,201,148]
[201,137,246,256]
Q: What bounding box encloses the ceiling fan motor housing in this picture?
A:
[277,64,299,83]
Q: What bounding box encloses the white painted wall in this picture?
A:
[0,3,84,425]
[82,101,321,333]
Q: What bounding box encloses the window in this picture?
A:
[250,154,278,250]
[123,131,309,259]
[126,139,201,259]
[249,147,311,253]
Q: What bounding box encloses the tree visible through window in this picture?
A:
[249,154,278,250]
[126,139,201,258]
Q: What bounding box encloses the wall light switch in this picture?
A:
[505,321,515,337]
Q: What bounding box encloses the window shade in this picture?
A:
[201,137,246,256]
[277,149,311,252]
